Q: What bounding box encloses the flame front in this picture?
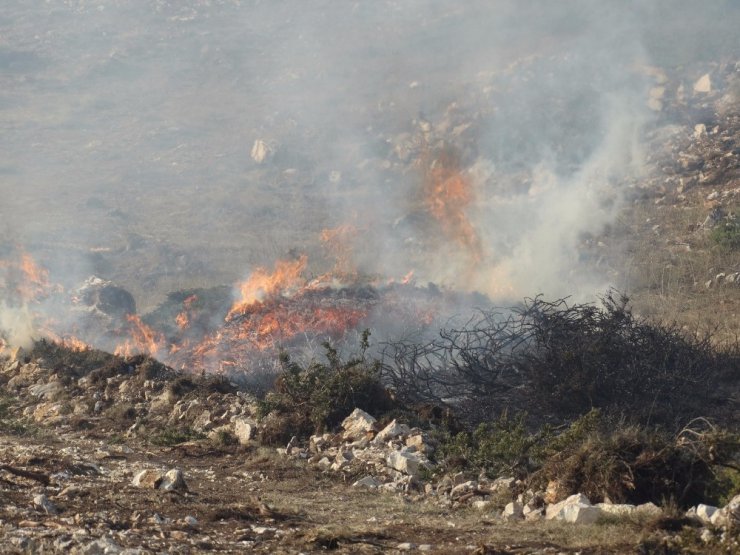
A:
[114,314,164,358]
[423,147,483,263]
[226,255,308,320]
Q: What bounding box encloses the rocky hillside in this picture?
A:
[0,340,738,554]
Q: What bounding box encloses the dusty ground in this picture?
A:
[1,427,655,554]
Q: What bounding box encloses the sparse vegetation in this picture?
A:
[381,292,739,429]
[149,426,206,446]
[710,217,740,251]
[257,331,395,442]
[0,393,31,436]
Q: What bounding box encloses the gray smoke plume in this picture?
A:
[1,1,738,348]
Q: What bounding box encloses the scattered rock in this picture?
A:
[353,476,381,489]
[596,503,636,516]
[502,501,524,521]
[32,494,58,515]
[693,73,712,94]
[233,417,256,445]
[387,450,428,479]
[160,468,187,492]
[372,419,411,443]
[131,469,163,489]
[695,503,718,524]
[341,408,377,440]
[545,493,592,521]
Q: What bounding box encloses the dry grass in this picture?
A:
[618,197,740,344]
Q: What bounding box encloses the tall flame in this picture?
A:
[423,147,483,263]
[175,294,198,330]
[226,255,308,320]
[114,314,164,358]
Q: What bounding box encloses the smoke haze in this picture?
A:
[1,1,738,313]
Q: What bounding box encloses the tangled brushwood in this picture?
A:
[380,291,740,428]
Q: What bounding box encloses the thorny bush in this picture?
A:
[380,292,739,428]
[257,330,395,443]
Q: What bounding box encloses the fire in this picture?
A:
[422,146,483,263]
[62,336,90,352]
[0,251,57,303]
[40,328,91,352]
[226,255,308,320]
[114,314,164,358]
[175,294,198,330]
[191,297,369,364]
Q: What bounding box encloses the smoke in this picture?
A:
[0,303,36,350]
[1,0,738,318]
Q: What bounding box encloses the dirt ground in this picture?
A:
[0,430,649,554]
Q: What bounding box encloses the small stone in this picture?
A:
[353,476,381,489]
[693,73,711,94]
[397,542,415,551]
[33,494,58,515]
[341,408,377,440]
[694,123,707,138]
[183,515,198,527]
[159,468,187,491]
[373,419,412,443]
[132,469,163,489]
[233,417,256,445]
[502,501,524,520]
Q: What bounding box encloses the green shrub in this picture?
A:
[710,218,740,250]
[533,417,740,508]
[435,411,553,478]
[150,427,205,446]
[257,331,395,442]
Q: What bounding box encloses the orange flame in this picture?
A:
[0,252,57,302]
[226,255,308,320]
[42,329,91,352]
[114,314,164,358]
[175,294,198,330]
[422,147,483,262]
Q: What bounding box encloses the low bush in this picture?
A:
[710,217,740,250]
[381,292,739,428]
[434,410,739,508]
[257,331,395,442]
[435,411,552,478]
[533,416,740,508]
[149,426,205,446]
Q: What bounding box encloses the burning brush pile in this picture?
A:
[0,242,488,381]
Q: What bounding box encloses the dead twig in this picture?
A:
[0,464,51,486]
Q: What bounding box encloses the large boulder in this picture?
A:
[387,450,429,479]
[233,417,256,445]
[546,493,601,524]
[341,408,377,440]
[372,419,411,444]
